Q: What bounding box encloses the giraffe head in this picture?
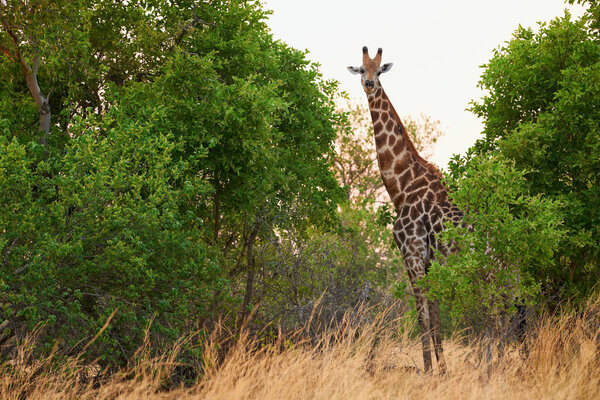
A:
[347,46,393,95]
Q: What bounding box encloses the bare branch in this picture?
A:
[0,15,50,144]
[0,44,14,60]
[169,10,215,52]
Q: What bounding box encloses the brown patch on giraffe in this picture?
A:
[416,223,426,237]
[375,88,382,97]
[392,139,405,155]
[395,230,406,243]
[413,162,425,177]
[436,191,448,203]
[408,175,427,191]
[430,180,444,193]
[385,119,394,131]
[393,193,405,206]
[374,121,383,132]
[426,173,438,181]
[401,206,410,218]
[410,206,419,221]
[374,99,381,108]
[382,101,389,111]
[381,112,389,123]
[405,266,418,283]
[370,110,380,121]
[398,169,413,189]
[388,134,396,147]
[431,209,442,223]
[425,190,435,204]
[394,156,410,176]
[375,134,387,148]
[424,197,434,211]
[417,201,425,214]
[378,149,394,170]
[387,182,400,198]
[406,187,428,203]
[381,174,395,187]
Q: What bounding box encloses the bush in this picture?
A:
[425,154,564,336]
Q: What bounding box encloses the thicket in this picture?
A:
[426,2,600,335]
[0,0,353,364]
[0,0,416,365]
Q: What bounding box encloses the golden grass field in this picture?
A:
[2,301,600,400]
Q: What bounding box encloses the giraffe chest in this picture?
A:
[392,199,461,258]
[393,201,446,241]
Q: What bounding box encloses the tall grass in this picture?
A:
[2,300,599,400]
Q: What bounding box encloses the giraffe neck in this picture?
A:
[367,87,440,210]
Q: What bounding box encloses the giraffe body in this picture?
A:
[349,47,462,372]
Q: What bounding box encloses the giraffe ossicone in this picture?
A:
[348,46,464,373]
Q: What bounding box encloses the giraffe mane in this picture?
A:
[384,90,443,180]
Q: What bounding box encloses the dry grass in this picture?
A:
[2,301,600,400]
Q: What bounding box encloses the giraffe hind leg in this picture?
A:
[429,299,447,373]
[398,233,435,373]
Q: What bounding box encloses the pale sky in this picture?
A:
[261,0,586,169]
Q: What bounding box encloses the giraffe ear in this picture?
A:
[378,63,393,74]
[347,66,361,75]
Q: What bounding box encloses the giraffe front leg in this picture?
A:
[396,227,435,373]
[413,285,433,372]
[403,252,432,372]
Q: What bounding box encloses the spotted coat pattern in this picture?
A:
[370,87,464,372]
[350,47,463,373]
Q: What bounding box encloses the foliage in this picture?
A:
[426,154,564,334]
[246,203,403,332]
[463,10,600,303]
[0,0,344,364]
[402,112,443,160]
[0,109,226,364]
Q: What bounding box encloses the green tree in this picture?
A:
[0,0,345,364]
[426,154,563,335]
[464,10,600,303]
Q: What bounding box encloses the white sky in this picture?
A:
[261,0,587,169]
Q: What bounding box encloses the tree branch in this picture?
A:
[169,10,215,52]
[0,15,50,145]
[0,44,14,60]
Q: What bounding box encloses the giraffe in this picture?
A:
[348,46,463,373]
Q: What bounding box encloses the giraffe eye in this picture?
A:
[359,67,365,74]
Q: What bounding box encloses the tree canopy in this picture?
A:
[431,6,600,334]
[0,0,345,363]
